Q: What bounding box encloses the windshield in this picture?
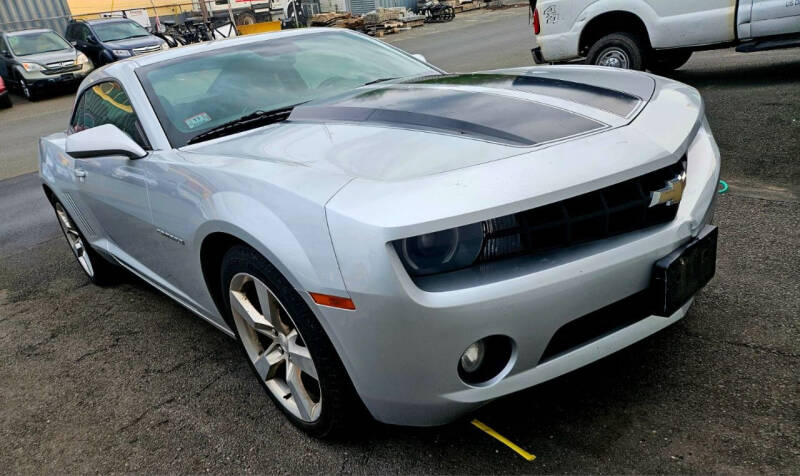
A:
[137,31,440,147]
[93,20,150,42]
[7,31,71,56]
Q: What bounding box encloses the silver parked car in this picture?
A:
[39,29,720,437]
[0,28,93,101]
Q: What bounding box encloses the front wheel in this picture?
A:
[18,77,36,101]
[586,32,646,71]
[220,245,363,438]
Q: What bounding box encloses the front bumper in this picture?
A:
[19,62,93,90]
[321,112,720,426]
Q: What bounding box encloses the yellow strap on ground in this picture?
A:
[471,419,536,461]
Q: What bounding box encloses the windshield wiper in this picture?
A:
[186,105,299,145]
[110,34,149,41]
[363,77,399,85]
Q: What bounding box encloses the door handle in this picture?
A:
[74,168,87,181]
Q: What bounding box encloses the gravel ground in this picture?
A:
[0,7,798,474]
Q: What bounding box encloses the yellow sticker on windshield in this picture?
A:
[185,112,212,129]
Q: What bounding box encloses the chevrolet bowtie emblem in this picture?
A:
[649,171,686,207]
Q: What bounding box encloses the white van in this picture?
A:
[529,0,800,72]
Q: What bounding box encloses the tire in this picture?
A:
[648,49,692,75]
[220,245,363,438]
[0,93,11,109]
[52,199,120,286]
[236,11,257,25]
[586,32,646,71]
[18,76,36,101]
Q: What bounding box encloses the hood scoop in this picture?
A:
[288,84,607,147]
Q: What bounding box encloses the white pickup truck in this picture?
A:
[529,0,800,72]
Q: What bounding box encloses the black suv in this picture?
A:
[65,18,167,67]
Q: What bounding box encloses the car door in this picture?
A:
[69,80,162,274]
[749,0,800,37]
[74,24,102,65]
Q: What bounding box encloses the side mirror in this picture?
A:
[412,53,427,63]
[1,51,11,58]
[66,124,147,160]
[70,40,78,46]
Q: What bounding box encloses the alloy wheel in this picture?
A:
[19,79,31,99]
[597,48,630,69]
[229,272,322,422]
[55,203,94,278]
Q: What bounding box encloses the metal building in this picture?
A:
[0,0,72,34]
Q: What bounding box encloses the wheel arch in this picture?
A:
[578,10,652,56]
[195,215,346,327]
[199,230,249,326]
[42,183,56,203]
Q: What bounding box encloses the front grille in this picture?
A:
[538,288,652,363]
[479,159,687,263]
[133,45,161,55]
[43,63,80,75]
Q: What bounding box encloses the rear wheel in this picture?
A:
[648,49,692,74]
[586,32,646,71]
[53,201,119,285]
[220,245,362,438]
[0,93,11,109]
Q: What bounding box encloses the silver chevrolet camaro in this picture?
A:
[39,28,720,437]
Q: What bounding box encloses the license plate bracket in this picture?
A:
[651,225,718,317]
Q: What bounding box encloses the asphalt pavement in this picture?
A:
[0,7,798,473]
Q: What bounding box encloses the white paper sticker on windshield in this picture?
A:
[185,112,211,129]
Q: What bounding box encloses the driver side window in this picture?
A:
[70,81,150,149]
[75,24,92,42]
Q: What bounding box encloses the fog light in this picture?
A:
[460,340,485,373]
[457,335,515,386]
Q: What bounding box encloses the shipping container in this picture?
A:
[0,0,72,34]
[68,0,194,21]
[376,0,417,12]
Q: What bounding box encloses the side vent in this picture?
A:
[62,193,96,237]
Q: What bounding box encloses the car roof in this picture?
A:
[82,18,135,25]
[5,28,54,36]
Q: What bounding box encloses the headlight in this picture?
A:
[21,62,44,72]
[394,223,484,276]
[76,53,89,64]
[112,49,132,58]
[160,42,169,51]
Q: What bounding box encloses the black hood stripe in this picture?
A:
[290,87,605,146]
[290,106,538,146]
[409,74,642,117]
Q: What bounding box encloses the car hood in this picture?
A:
[17,48,77,65]
[182,66,656,181]
[103,36,162,50]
